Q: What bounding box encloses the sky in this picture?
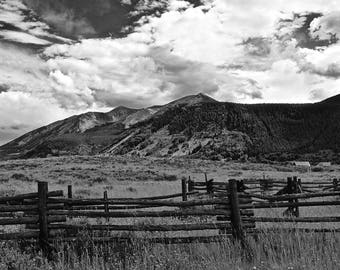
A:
[1,0,340,145]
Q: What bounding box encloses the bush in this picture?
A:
[10,173,32,182]
[155,173,178,181]
[312,166,324,172]
[92,177,108,184]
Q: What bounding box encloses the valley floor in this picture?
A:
[0,156,339,269]
[0,155,339,198]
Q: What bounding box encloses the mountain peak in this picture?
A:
[106,106,138,118]
[166,93,218,107]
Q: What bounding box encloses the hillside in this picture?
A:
[1,93,340,162]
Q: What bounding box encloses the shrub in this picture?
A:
[10,173,32,182]
[126,186,137,192]
[312,166,324,172]
[162,174,177,181]
[92,177,108,184]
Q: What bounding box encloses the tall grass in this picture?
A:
[0,230,339,270]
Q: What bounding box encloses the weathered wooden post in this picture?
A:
[287,177,293,193]
[181,178,187,201]
[207,179,214,195]
[285,177,294,216]
[38,181,49,256]
[104,191,109,222]
[333,178,338,191]
[67,185,72,210]
[205,173,208,192]
[68,185,72,199]
[293,176,299,217]
[297,178,302,193]
[65,184,73,238]
[228,179,245,246]
[188,176,194,192]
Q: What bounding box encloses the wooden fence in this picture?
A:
[186,174,340,218]
[0,177,340,257]
[186,174,340,196]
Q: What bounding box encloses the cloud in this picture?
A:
[310,12,340,41]
[310,89,328,101]
[0,43,48,92]
[3,0,340,145]
[0,0,70,45]
[42,11,96,38]
[242,37,271,57]
[0,91,73,145]
[0,83,9,93]
[23,0,174,39]
[0,30,51,45]
[301,44,340,78]
[40,0,340,109]
[43,30,265,109]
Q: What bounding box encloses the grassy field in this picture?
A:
[1,155,339,198]
[0,230,339,269]
[0,155,339,269]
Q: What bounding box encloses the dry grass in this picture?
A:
[0,155,339,198]
[0,230,339,269]
[0,156,339,269]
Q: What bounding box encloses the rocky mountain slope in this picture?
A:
[1,93,340,162]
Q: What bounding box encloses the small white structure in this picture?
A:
[291,161,311,172]
[317,162,332,167]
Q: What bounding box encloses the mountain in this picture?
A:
[1,93,340,162]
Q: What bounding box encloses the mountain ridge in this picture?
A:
[1,93,340,162]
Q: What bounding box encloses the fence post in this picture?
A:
[207,179,214,195]
[293,176,299,217]
[228,179,245,246]
[188,176,194,192]
[181,178,187,201]
[297,178,302,193]
[333,178,338,191]
[38,181,49,256]
[286,177,293,216]
[104,191,109,221]
[67,185,72,210]
[68,185,72,199]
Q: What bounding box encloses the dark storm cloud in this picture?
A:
[23,0,97,38]
[22,0,158,39]
[0,84,9,93]
[22,0,205,39]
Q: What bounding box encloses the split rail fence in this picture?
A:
[0,176,339,255]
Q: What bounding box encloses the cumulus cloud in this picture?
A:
[3,0,340,144]
[310,12,340,41]
[0,91,73,145]
[0,43,49,94]
[39,0,340,108]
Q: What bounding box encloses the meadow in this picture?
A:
[0,155,339,269]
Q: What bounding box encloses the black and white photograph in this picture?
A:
[0,0,339,269]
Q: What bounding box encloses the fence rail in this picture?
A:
[0,176,339,257]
